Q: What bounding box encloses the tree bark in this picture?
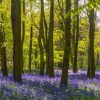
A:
[21,0,26,73]
[38,0,45,75]
[29,0,33,73]
[11,0,22,82]
[61,0,71,86]
[44,15,49,74]
[29,26,33,72]
[73,0,80,73]
[96,53,99,66]
[87,6,95,78]
[48,0,55,77]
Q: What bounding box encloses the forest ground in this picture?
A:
[0,70,100,100]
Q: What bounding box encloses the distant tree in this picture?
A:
[29,0,33,73]
[11,0,22,82]
[61,0,71,85]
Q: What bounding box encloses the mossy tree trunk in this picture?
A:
[11,0,22,82]
[61,0,71,85]
[48,0,55,77]
[21,0,26,73]
[71,0,76,70]
[73,0,80,73]
[44,15,49,74]
[29,0,33,73]
[38,0,45,75]
[96,53,99,66]
[29,25,33,73]
[87,4,95,78]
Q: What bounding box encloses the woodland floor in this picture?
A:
[0,70,100,100]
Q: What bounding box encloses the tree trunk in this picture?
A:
[71,3,76,69]
[87,6,95,78]
[11,0,22,82]
[96,53,99,66]
[29,0,33,73]
[29,26,33,72]
[61,0,71,86]
[38,0,45,75]
[44,14,49,74]
[80,52,83,69]
[34,48,38,68]
[21,0,26,73]
[73,0,79,73]
[48,0,55,77]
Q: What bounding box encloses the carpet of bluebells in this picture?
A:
[0,70,100,100]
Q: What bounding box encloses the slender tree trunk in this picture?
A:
[45,41,49,74]
[38,0,45,75]
[44,16,49,74]
[80,52,83,69]
[21,0,26,73]
[11,0,22,82]
[96,53,99,66]
[34,48,38,68]
[48,0,55,77]
[73,0,79,73]
[29,26,33,72]
[29,0,33,72]
[0,2,2,71]
[71,5,76,69]
[87,6,95,78]
[61,0,71,86]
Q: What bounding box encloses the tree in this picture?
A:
[87,0,95,78]
[48,0,55,77]
[38,0,45,75]
[44,14,49,74]
[73,0,80,73]
[29,0,33,73]
[11,0,22,82]
[21,0,26,73]
[61,0,71,85]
